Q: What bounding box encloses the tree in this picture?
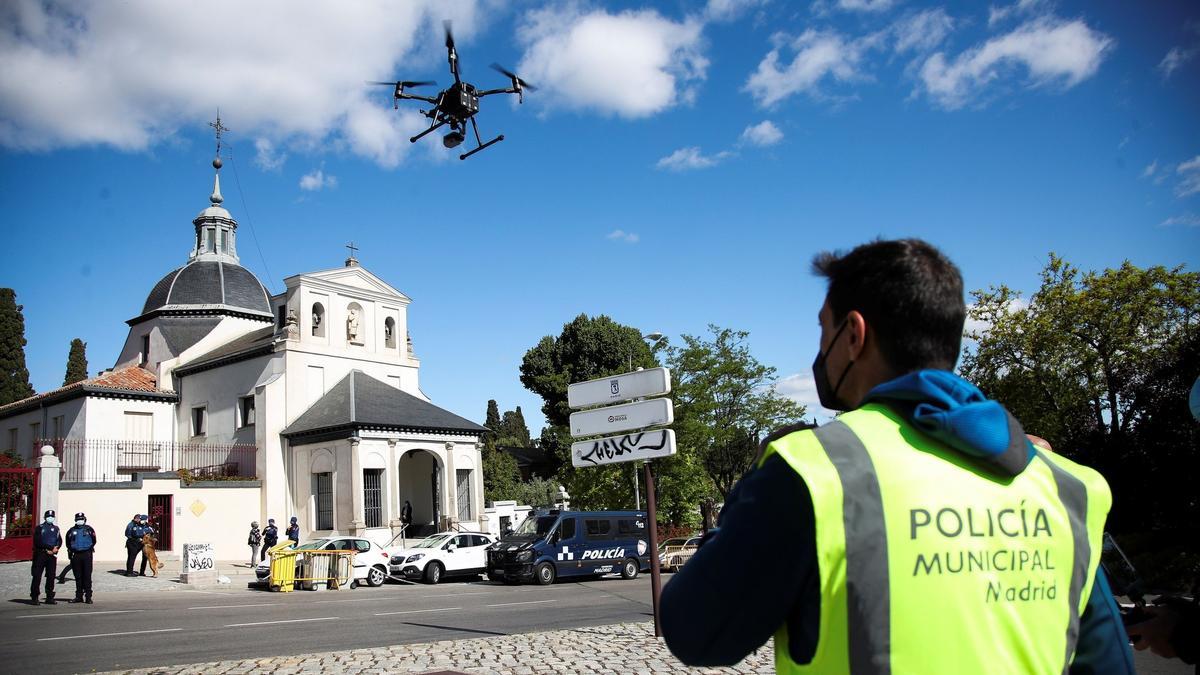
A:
[497,407,532,447]
[667,326,807,500]
[519,314,661,511]
[0,289,34,406]
[63,338,88,386]
[483,399,502,445]
[480,399,522,504]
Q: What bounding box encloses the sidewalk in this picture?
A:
[1,559,261,599]
[97,621,775,674]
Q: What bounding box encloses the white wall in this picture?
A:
[175,354,274,445]
[59,477,261,562]
[1,397,85,462]
[83,398,174,442]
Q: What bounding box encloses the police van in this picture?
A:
[486,510,651,585]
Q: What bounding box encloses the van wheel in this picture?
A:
[535,562,556,585]
[621,558,639,579]
[487,572,503,582]
[424,561,443,585]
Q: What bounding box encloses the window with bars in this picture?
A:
[456,469,473,521]
[364,469,383,528]
[314,472,333,530]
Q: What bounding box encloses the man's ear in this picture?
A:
[846,310,868,360]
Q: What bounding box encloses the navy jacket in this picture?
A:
[263,525,279,545]
[661,370,1134,674]
[33,522,62,552]
[66,524,97,552]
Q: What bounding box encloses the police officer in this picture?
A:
[124,513,144,576]
[137,514,155,576]
[661,239,1134,673]
[286,516,300,544]
[30,509,61,605]
[262,518,279,561]
[64,512,97,604]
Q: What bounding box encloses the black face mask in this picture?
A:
[812,318,856,412]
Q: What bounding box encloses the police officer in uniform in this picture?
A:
[262,518,279,562]
[661,239,1134,673]
[286,516,300,544]
[30,509,62,605]
[124,513,144,576]
[64,512,97,603]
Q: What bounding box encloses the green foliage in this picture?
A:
[508,477,563,509]
[63,338,88,386]
[481,443,523,504]
[0,288,34,406]
[668,325,807,500]
[483,400,502,444]
[960,256,1200,588]
[519,314,660,511]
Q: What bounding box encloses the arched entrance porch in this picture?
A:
[397,449,443,538]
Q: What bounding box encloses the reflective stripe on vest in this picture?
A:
[762,405,1110,675]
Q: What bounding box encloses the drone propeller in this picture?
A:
[490,63,537,103]
[444,20,461,84]
[367,80,435,89]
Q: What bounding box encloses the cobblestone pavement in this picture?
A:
[1,559,259,599]
[97,621,774,675]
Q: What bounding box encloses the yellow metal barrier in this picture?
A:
[267,543,355,592]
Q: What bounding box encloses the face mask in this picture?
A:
[812,318,856,412]
[76,520,85,526]
[46,517,55,524]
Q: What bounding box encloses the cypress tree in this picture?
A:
[63,338,88,386]
[0,289,34,406]
[483,399,502,446]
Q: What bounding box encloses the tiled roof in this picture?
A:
[0,366,173,418]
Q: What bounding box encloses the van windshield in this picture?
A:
[513,515,559,538]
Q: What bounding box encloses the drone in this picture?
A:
[370,21,536,160]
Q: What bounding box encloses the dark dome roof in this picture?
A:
[141,260,271,317]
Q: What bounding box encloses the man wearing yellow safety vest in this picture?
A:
[661,239,1133,674]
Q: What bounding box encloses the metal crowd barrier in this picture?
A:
[267,543,354,592]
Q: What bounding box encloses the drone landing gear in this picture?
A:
[409,121,446,144]
[459,117,503,161]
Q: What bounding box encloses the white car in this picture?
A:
[256,536,392,588]
[385,532,494,584]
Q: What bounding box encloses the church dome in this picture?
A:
[141,260,272,317]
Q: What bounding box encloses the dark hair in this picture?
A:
[812,238,965,372]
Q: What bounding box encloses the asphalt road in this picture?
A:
[0,574,659,673]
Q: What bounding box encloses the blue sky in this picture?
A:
[2,0,1198,433]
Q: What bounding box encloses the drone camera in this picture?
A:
[443,131,465,149]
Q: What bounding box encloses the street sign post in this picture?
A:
[569,398,673,438]
[568,367,671,409]
[571,429,676,468]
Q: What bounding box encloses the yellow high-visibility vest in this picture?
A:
[761,403,1111,674]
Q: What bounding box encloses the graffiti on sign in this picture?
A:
[576,431,668,466]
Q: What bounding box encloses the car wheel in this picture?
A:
[487,572,503,583]
[367,565,386,587]
[621,558,639,580]
[535,562,556,586]
[349,579,359,589]
[424,561,443,585]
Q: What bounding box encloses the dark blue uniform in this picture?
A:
[286,521,299,544]
[124,517,147,576]
[262,522,278,561]
[31,520,62,603]
[65,523,97,602]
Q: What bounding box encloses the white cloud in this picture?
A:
[1176,155,1200,198]
[834,0,897,13]
[774,372,831,421]
[254,138,287,171]
[1158,213,1200,228]
[299,167,337,191]
[1158,46,1198,79]
[987,0,1047,27]
[918,17,1113,110]
[964,297,1030,339]
[893,8,955,54]
[516,6,707,118]
[606,229,640,243]
[655,146,732,171]
[1141,160,1158,179]
[744,29,880,106]
[0,0,485,166]
[703,0,767,22]
[740,120,784,146]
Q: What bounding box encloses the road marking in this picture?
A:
[421,592,493,598]
[186,603,280,610]
[225,617,338,628]
[485,600,558,608]
[314,597,396,605]
[16,609,143,619]
[375,607,461,617]
[38,627,181,642]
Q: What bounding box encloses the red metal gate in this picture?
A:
[148,495,173,551]
[0,468,37,562]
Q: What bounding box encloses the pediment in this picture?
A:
[289,266,410,303]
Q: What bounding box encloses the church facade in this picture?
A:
[0,153,485,559]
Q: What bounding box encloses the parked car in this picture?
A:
[487,510,651,585]
[385,531,495,584]
[659,536,701,572]
[256,536,391,588]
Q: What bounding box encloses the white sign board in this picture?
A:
[568,367,672,409]
[572,429,677,467]
[182,542,216,584]
[570,398,673,438]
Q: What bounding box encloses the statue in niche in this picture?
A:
[384,321,393,342]
[347,307,360,343]
[406,330,414,356]
[284,309,299,341]
[312,310,322,336]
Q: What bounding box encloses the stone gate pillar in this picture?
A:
[36,446,61,518]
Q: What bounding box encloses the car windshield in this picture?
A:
[295,539,330,551]
[412,535,451,549]
[514,515,558,537]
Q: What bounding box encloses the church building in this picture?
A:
[0,147,486,559]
